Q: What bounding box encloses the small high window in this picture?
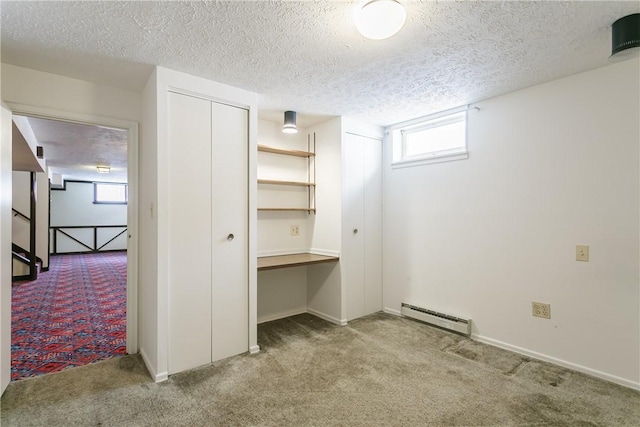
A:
[392,109,468,167]
[94,183,127,204]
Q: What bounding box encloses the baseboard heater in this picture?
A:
[401,303,471,336]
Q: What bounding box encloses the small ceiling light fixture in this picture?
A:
[96,166,110,174]
[282,110,298,134]
[611,13,639,58]
[354,0,406,40]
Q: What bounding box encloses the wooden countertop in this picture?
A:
[257,253,339,271]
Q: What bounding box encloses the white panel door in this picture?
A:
[344,133,382,321]
[167,92,213,374]
[211,101,249,361]
[344,134,366,320]
[363,135,382,314]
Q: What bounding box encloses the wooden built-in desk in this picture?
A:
[257,253,339,271]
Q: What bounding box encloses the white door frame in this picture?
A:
[4,102,139,354]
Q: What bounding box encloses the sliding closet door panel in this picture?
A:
[363,135,383,314]
[167,92,213,374]
[211,102,249,361]
[344,134,366,321]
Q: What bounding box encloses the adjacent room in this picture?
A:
[0,1,638,426]
[10,117,130,380]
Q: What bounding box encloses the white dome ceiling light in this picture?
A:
[354,0,407,40]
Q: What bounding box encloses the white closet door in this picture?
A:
[211,102,249,361]
[363,135,382,314]
[344,134,366,320]
[167,92,213,374]
[344,133,382,321]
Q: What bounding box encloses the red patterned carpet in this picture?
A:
[11,252,127,381]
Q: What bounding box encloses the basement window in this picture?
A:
[94,183,128,204]
[391,108,468,168]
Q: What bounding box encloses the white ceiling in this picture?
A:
[1,1,638,180]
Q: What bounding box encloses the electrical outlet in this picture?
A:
[532,302,551,319]
[576,245,589,262]
[290,225,300,236]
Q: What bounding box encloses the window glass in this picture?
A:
[403,115,466,159]
[94,183,127,204]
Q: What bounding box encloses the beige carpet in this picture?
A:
[1,312,638,426]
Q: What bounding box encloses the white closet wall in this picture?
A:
[308,117,383,324]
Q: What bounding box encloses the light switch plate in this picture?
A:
[576,245,589,262]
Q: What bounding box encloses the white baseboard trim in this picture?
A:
[472,333,640,391]
[258,308,307,324]
[307,308,347,326]
[139,347,168,383]
[308,248,340,257]
[383,307,401,316]
[249,345,260,354]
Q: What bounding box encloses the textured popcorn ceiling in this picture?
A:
[2,1,639,128]
[20,116,128,184]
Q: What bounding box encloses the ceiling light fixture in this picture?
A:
[96,166,110,173]
[611,13,639,58]
[354,0,406,40]
[282,110,298,134]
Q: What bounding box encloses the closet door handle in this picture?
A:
[353,228,358,234]
[227,233,235,241]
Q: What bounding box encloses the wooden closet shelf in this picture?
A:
[258,145,315,157]
[258,253,339,271]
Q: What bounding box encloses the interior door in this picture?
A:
[211,101,249,361]
[344,133,366,320]
[167,92,213,374]
[362,135,382,314]
[344,132,382,321]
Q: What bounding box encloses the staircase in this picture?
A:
[12,205,39,282]
[12,243,40,281]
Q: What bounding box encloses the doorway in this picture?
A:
[6,106,138,380]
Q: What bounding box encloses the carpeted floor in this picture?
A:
[1,312,638,426]
[11,252,127,380]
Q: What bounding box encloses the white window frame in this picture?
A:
[390,106,469,168]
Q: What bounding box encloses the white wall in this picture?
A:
[11,172,30,251]
[258,268,307,323]
[383,59,640,389]
[1,103,13,394]
[51,181,127,225]
[257,119,311,256]
[50,181,127,253]
[36,171,49,269]
[309,118,343,254]
[306,118,344,323]
[1,64,141,122]
[138,69,159,381]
